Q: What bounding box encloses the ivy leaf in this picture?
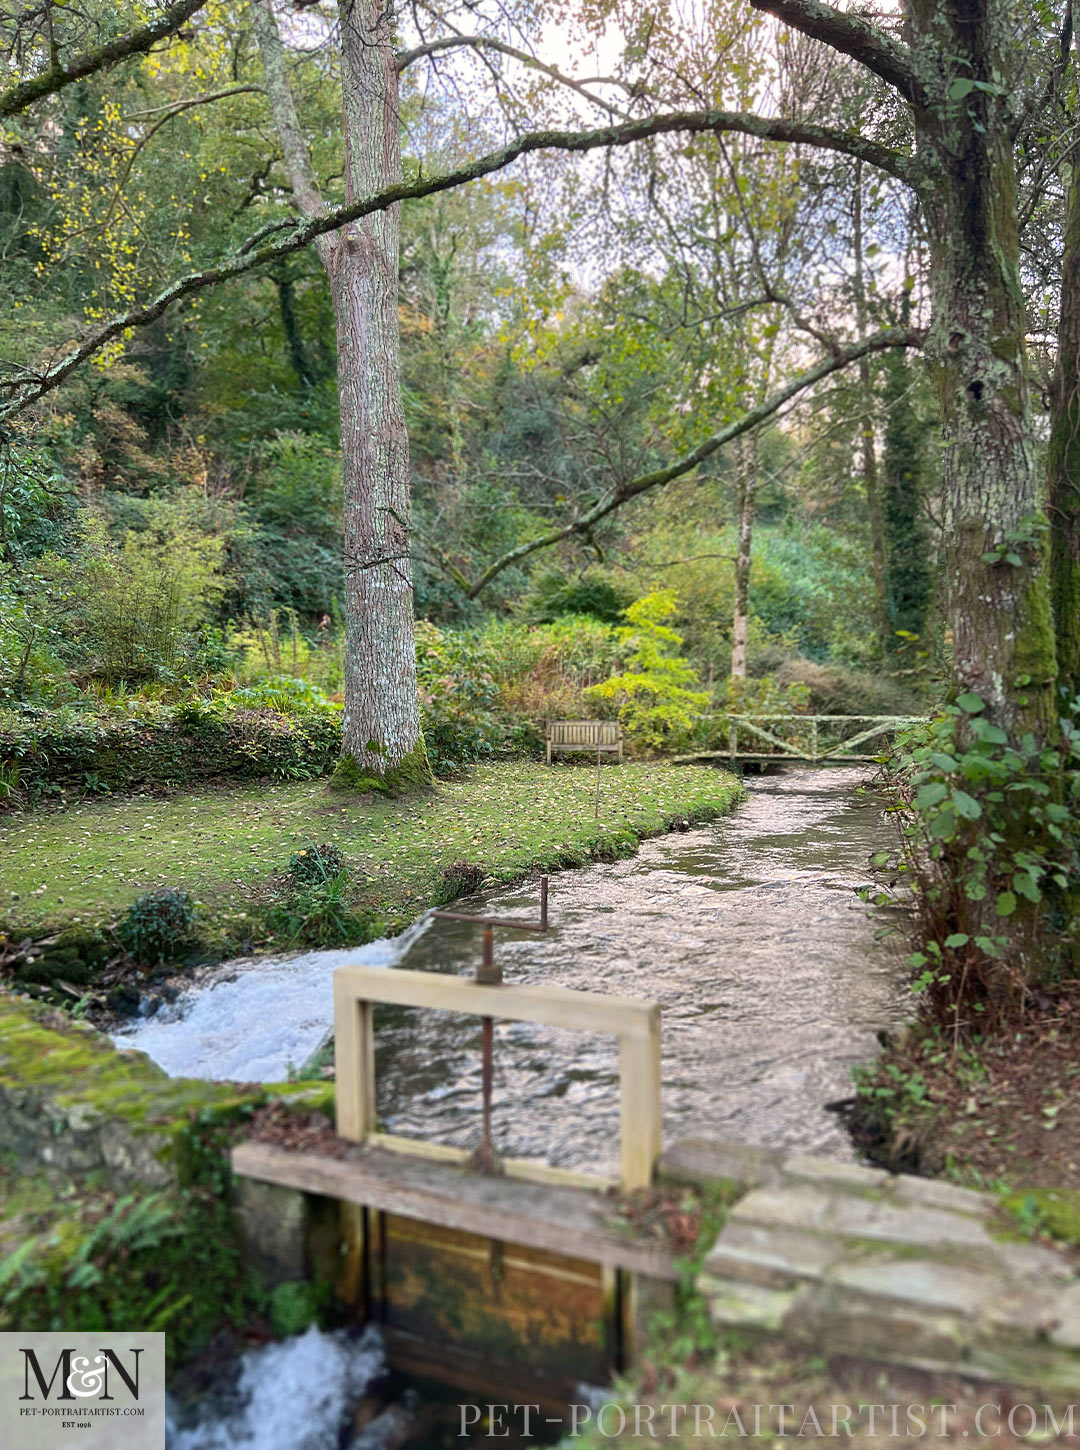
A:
[1013,874,1041,903]
[956,692,985,713]
[948,77,977,99]
[944,933,970,948]
[995,890,1018,917]
[930,752,958,772]
[915,781,948,808]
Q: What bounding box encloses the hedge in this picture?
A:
[0,703,342,800]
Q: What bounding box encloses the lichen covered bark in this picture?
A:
[907,0,1057,737]
[331,0,427,783]
[256,0,429,789]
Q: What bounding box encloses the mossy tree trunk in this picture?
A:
[255,0,429,790]
[1048,144,1080,700]
[881,336,933,645]
[905,0,1057,739]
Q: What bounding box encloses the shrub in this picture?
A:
[518,567,632,624]
[415,621,506,774]
[270,863,382,949]
[435,860,487,903]
[119,889,196,964]
[481,615,623,721]
[0,701,342,800]
[585,591,710,752]
[773,656,925,716]
[231,676,335,714]
[288,842,346,886]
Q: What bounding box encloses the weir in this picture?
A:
[231,884,674,1398]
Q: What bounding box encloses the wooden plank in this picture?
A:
[371,1132,617,1191]
[333,979,375,1141]
[231,1140,679,1280]
[619,1026,662,1191]
[333,965,660,1039]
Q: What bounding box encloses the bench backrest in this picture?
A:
[547,719,621,746]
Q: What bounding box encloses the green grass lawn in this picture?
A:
[0,761,744,946]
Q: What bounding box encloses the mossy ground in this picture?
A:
[0,760,744,966]
[0,996,332,1359]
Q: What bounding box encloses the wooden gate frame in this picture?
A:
[333,964,662,1191]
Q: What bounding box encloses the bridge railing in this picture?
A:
[675,714,920,764]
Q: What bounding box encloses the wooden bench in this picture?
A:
[545,719,623,766]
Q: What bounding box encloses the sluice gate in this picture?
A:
[231,882,674,1396]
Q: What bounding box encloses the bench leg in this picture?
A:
[546,742,552,766]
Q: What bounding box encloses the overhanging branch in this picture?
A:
[0,107,916,420]
[750,0,924,107]
[458,326,923,599]
[0,0,209,118]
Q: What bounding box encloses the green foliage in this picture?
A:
[118,888,195,964]
[231,676,335,714]
[881,346,934,647]
[585,591,710,752]
[415,620,506,774]
[518,568,632,624]
[248,434,342,544]
[288,841,346,886]
[0,700,342,800]
[868,694,1080,1024]
[276,843,381,947]
[269,1280,322,1338]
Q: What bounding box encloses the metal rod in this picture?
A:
[539,874,548,931]
[480,1014,494,1159]
[430,911,548,931]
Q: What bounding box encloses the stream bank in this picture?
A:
[116,765,908,1169]
[0,760,744,1000]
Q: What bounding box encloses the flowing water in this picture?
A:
[134,764,909,1449]
[117,765,906,1168]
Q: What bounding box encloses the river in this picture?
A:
[121,764,908,1450]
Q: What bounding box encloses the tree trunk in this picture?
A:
[730,435,756,680]
[907,0,1057,740]
[881,334,933,644]
[331,0,427,786]
[274,267,318,389]
[1048,145,1080,699]
[255,0,428,788]
[852,161,889,648]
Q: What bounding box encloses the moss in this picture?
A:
[1000,1188,1080,1246]
[330,736,434,795]
[1013,567,1058,688]
[0,998,337,1363]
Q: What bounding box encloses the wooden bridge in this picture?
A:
[674,713,921,765]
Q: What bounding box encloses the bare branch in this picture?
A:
[0,0,209,118]
[750,0,924,107]
[0,107,916,421]
[459,326,923,599]
[398,34,632,118]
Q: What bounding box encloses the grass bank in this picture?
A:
[0,761,744,988]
